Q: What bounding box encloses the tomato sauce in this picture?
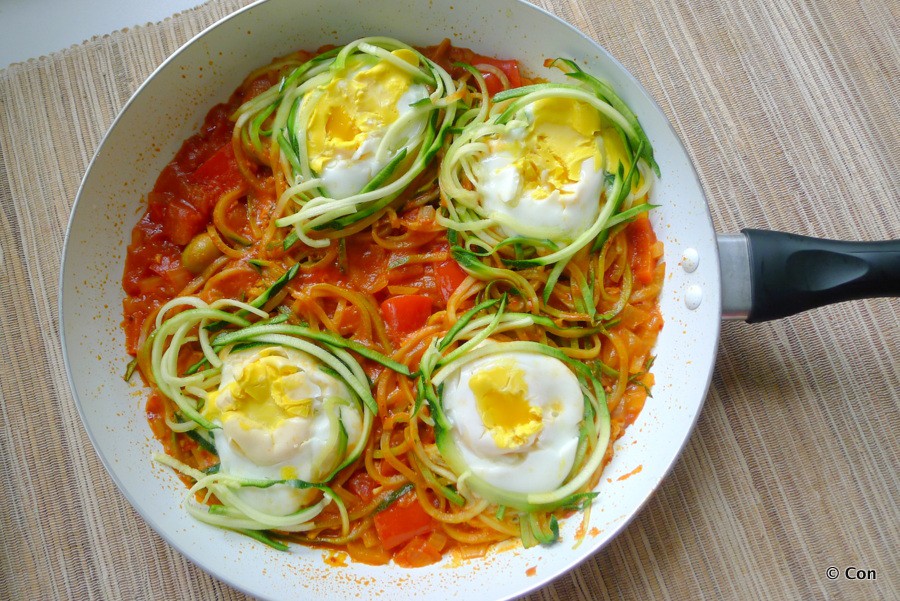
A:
[122,41,664,570]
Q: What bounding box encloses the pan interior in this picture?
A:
[60,0,721,598]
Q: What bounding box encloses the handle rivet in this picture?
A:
[681,248,699,273]
[685,285,703,310]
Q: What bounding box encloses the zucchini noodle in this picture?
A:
[232,37,461,249]
[122,38,665,568]
[438,60,658,314]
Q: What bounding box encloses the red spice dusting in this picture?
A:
[324,550,348,567]
[616,465,643,481]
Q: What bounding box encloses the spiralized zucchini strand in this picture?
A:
[415,298,611,525]
[233,37,461,247]
[147,294,411,547]
[155,453,344,536]
[438,58,657,300]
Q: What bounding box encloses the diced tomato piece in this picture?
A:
[184,104,234,171]
[379,459,400,478]
[434,259,468,301]
[393,534,444,568]
[475,57,523,96]
[161,196,207,245]
[380,295,432,342]
[626,213,658,285]
[189,142,244,204]
[135,276,165,295]
[150,170,191,216]
[145,392,165,423]
[164,266,193,291]
[123,296,150,355]
[243,74,280,103]
[346,472,379,504]
[373,491,433,550]
[346,240,390,294]
[203,267,259,300]
[418,423,436,445]
[147,252,192,290]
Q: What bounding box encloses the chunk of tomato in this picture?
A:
[434,259,468,302]
[161,196,207,246]
[190,142,244,203]
[626,213,658,285]
[475,57,523,96]
[393,534,444,568]
[346,472,379,504]
[122,296,149,355]
[380,295,432,342]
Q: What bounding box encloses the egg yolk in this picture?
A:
[469,360,543,449]
[306,49,420,174]
[206,354,315,431]
[514,97,602,200]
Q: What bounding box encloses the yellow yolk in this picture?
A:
[517,97,602,199]
[306,49,420,174]
[205,354,314,432]
[601,122,630,174]
[280,465,299,480]
[469,360,543,449]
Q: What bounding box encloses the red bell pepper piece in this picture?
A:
[380,294,433,341]
[373,490,434,550]
[626,213,658,285]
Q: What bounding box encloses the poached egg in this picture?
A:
[304,49,429,199]
[473,96,629,243]
[441,346,584,495]
[203,346,363,515]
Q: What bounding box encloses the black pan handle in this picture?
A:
[742,229,900,323]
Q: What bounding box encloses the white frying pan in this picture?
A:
[59,0,900,599]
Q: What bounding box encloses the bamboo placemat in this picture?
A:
[0,0,897,599]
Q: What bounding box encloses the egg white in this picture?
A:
[206,346,363,516]
[471,101,606,244]
[475,145,605,243]
[441,348,584,495]
[306,60,429,199]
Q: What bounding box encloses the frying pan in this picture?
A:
[59,0,900,599]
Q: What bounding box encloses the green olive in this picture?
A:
[181,232,222,274]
